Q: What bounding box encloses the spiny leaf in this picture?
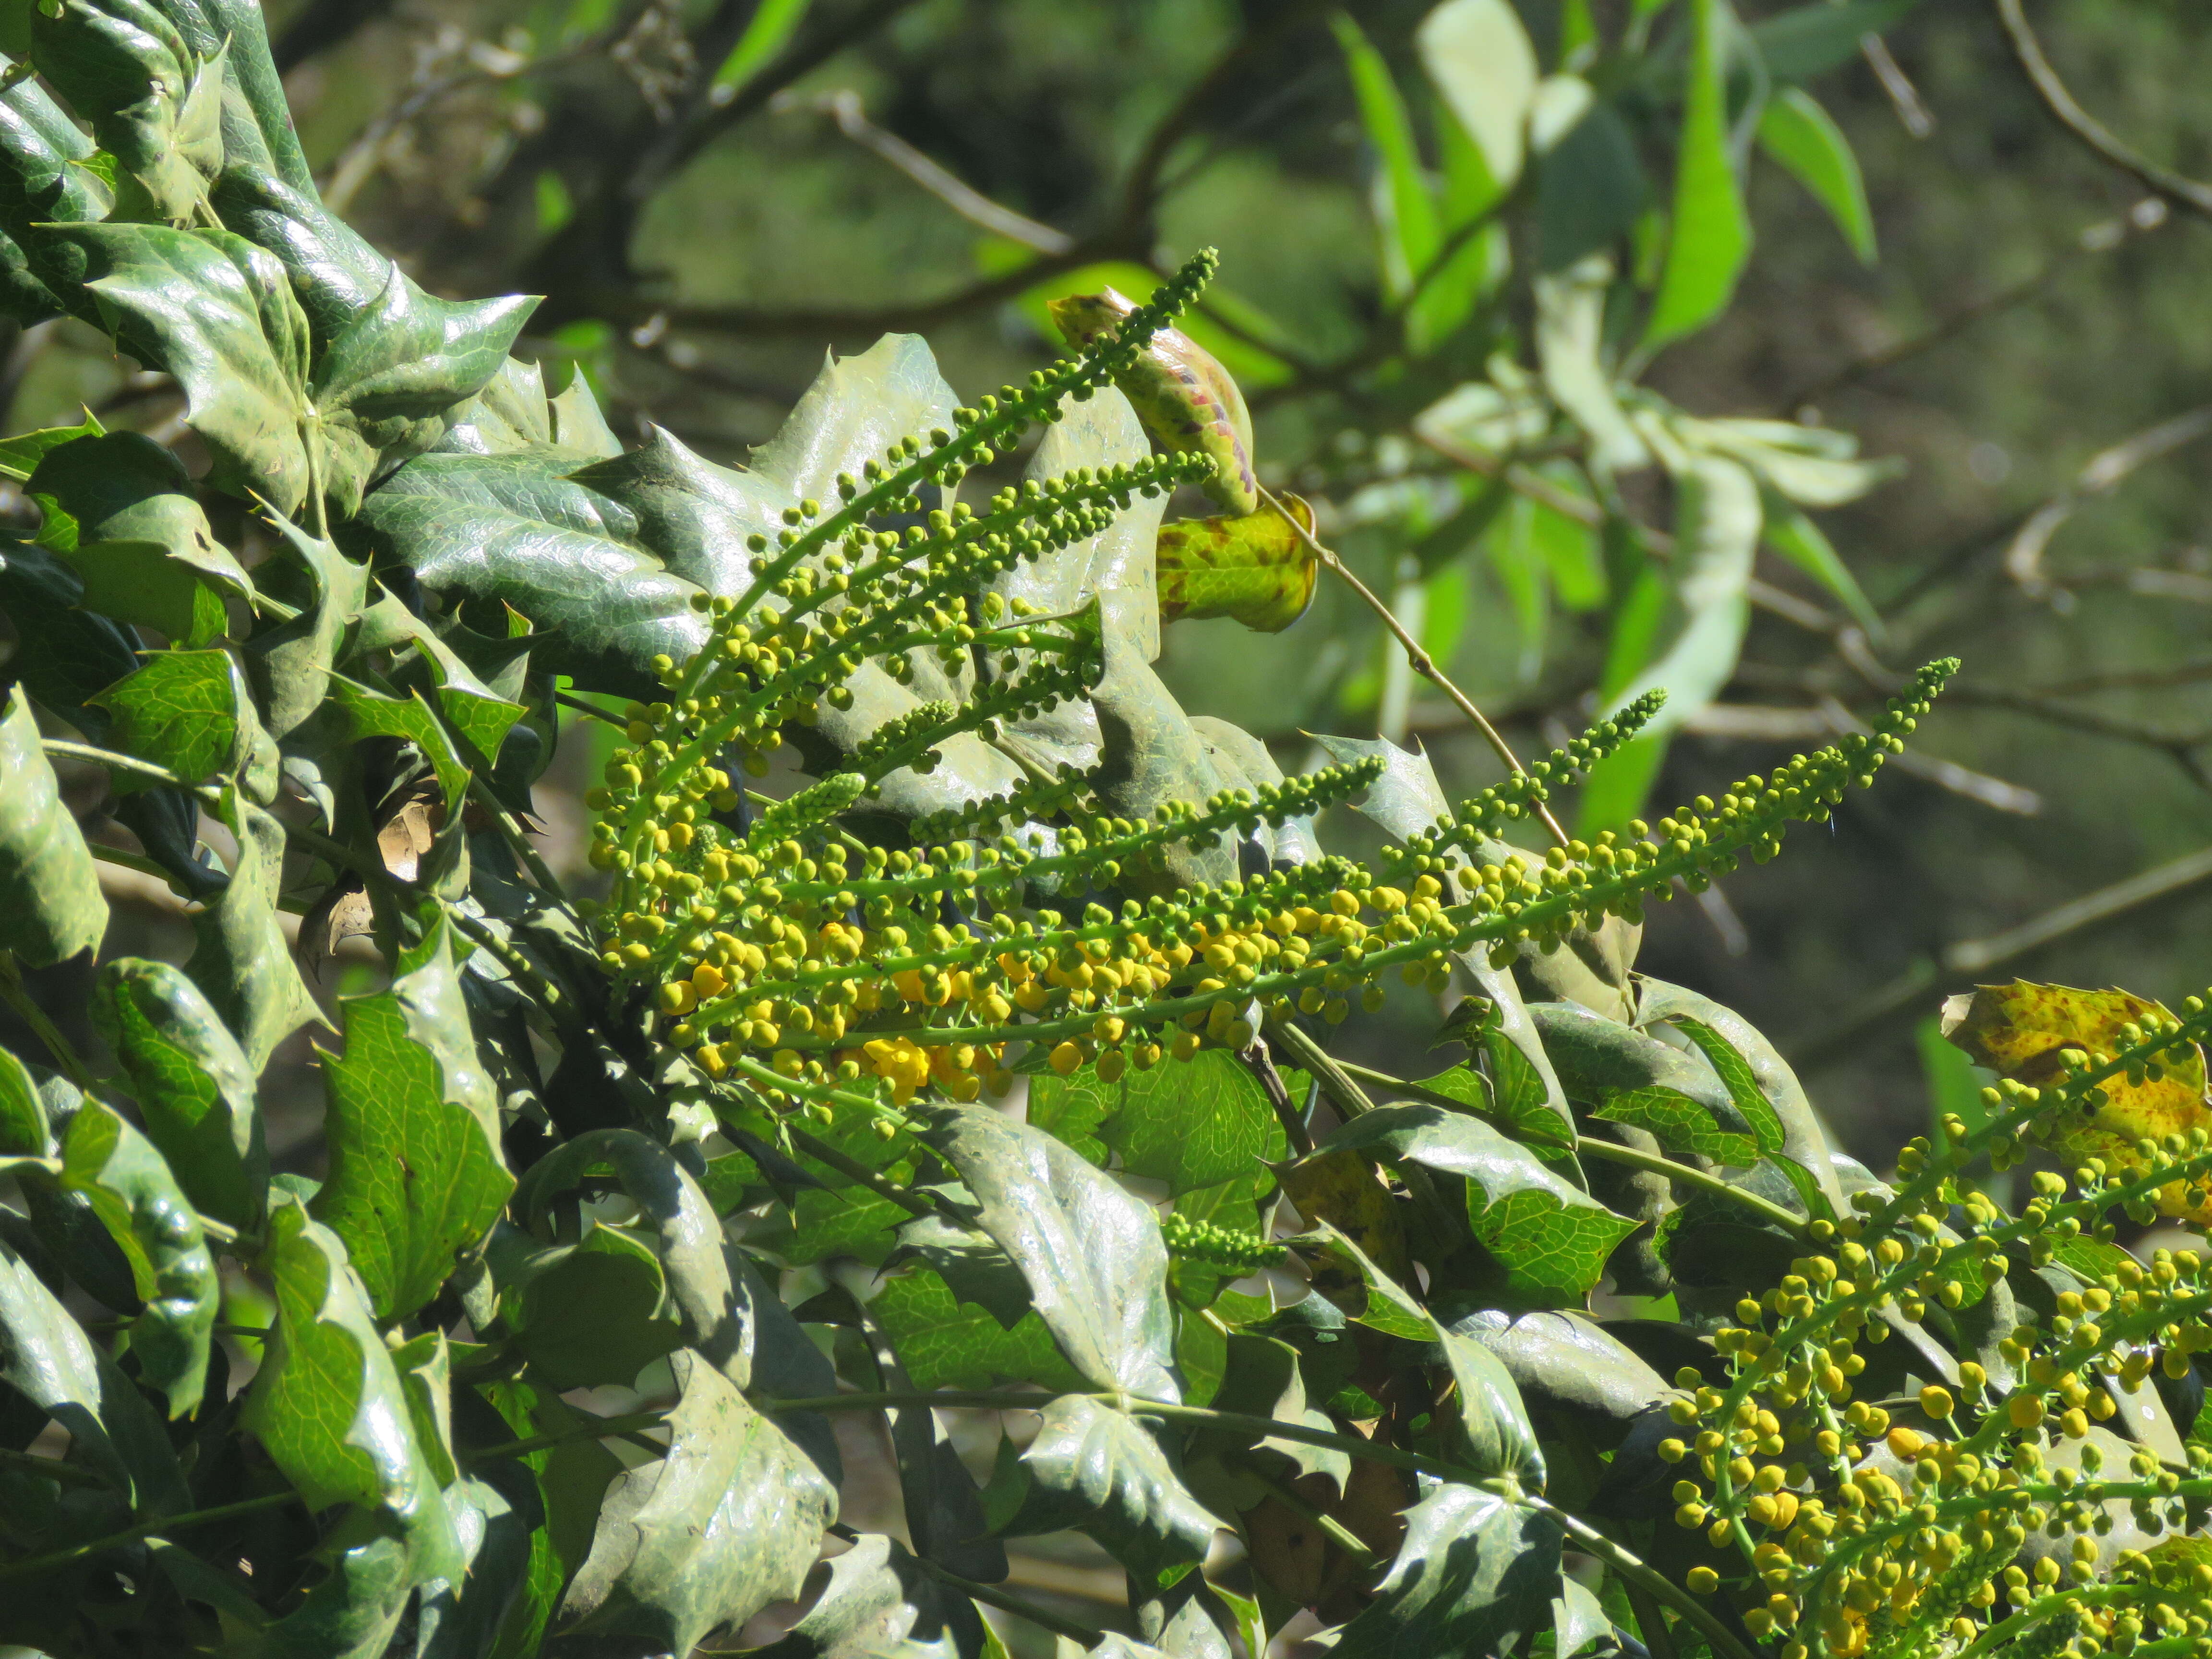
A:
[748,1532,987,1659]
[1944,980,2212,1225]
[1329,1484,1563,1659]
[1154,497,1318,634]
[0,683,106,966]
[512,1224,684,1390]
[58,1098,219,1418]
[243,1199,462,1583]
[91,957,267,1233]
[92,648,270,797]
[871,1269,1086,1393]
[559,1348,835,1655]
[184,785,322,1071]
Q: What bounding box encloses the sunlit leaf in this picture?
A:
[1417,0,1538,193]
[1943,981,2212,1224]
[1155,497,1318,634]
[1644,0,1753,351]
[0,683,106,966]
[1758,86,1875,263]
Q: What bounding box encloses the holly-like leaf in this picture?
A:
[513,1224,684,1390]
[58,1098,218,1417]
[184,786,322,1071]
[323,676,475,811]
[0,58,107,326]
[91,648,262,795]
[1330,1483,1563,1659]
[1089,625,1238,892]
[91,957,266,1234]
[887,1212,1035,1330]
[0,1226,188,1510]
[0,683,106,966]
[27,0,224,224]
[986,1395,1220,1588]
[1441,1307,1670,1434]
[353,447,708,700]
[1944,980,2212,1225]
[751,1533,987,1659]
[52,222,313,511]
[28,431,252,645]
[313,979,515,1323]
[1154,496,1318,634]
[1310,1105,1635,1305]
[926,1104,1180,1400]
[243,1199,462,1582]
[871,1271,1085,1393]
[1095,1048,1284,1197]
[560,1348,835,1655]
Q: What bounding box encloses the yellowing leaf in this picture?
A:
[1942,980,2212,1224]
[1154,496,1317,633]
[1049,286,1259,515]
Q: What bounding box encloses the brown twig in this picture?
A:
[1992,0,2212,219]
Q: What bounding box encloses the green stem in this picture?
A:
[0,951,95,1094]
[780,1121,934,1219]
[1270,1019,1375,1117]
[0,1155,60,1181]
[1228,1454,1378,1565]
[0,1445,108,1487]
[0,1490,299,1582]
[466,773,572,909]
[1523,1494,1763,1659]
[38,739,213,796]
[907,1555,1107,1647]
[461,1408,672,1466]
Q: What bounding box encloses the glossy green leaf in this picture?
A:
[324,676,474,811]
[1154,496,1318,634]
[415,1468,540,1659]
[91,649,254,794]
[1198,1331,1349,1489]
[1331,1484,1563,1658]
[0,412,102,484]
[1596,1084,1758,1166]
[1417,0,1538,193]
[1442,1307,1670,1432]
[871,1270,1085,1393]
[1638,977,1845,1210]
[354,446,708,700]
[0,683,106,966]
[0,533,84,606]
[1098,1047,1284,1196]
[260,1533,415,1659]
[27,1,223,224]
[54,222,314,511]
[1310,1104,1634,1304]
[0,1226,188,1508]
[986,1394,1219,1587]
[56,1099,217,1417]
[29,431,251,645]
[0,56,106,326]
[560,1347,836,1654]
[926,1104,1180,1400]
[515,1224,683,1390]
[888,1211,1035,1330]
[91,956,266,1233]
[313,985,514,1323]
[184,786,322,1071]
[0,1041,46,1154]
[1759,86,1875,263]
[243,1199,462,1582]
[1644,0,1753,351]
[246,512,372,743]
[750,1532,987,1659]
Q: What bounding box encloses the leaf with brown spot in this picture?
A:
[1155,497,1318,634]
[1943,980,2212,1223]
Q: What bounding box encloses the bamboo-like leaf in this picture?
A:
[1758,86,1875,263]
[91,957,266,1234]
[0,683,106,966]
[1334,11,1440,304]
[1417,0,1539,193]
[1644,0,1753,351]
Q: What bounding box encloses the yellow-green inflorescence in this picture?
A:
[1656,1005,2212,1659]
[575,249,1954,1128]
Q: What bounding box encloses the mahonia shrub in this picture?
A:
[0,6,2209,1659]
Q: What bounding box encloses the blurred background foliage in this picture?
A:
[15,0,2212,1172]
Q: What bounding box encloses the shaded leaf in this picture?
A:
[246,512,371,744]
[243,1200,462,1582]
[259,1533,415,1659]
[1943,980,2212,1224]
[185,786,322,1071]
[29,432,251,646]
[1537,99,1647,273]
[871,1270,1084,1393]
[416,1467,541,1659]
[751,1533,987,1659]
[986,1394,1219,1588]
[926,1105,1180,1400]
[888,1212,1035,1331]
[1154,497,1317,634]
[515,1223,683,1390]
[0,1225,187,1508]
[91,955,268,1232]
[1329,1484,1562,1658]
[0,683,105,966]
[560,1348,835,1653]
[1643,0,1752,351]
[1752,0,1922,83]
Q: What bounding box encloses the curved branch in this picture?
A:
[1992,0,2212,219]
